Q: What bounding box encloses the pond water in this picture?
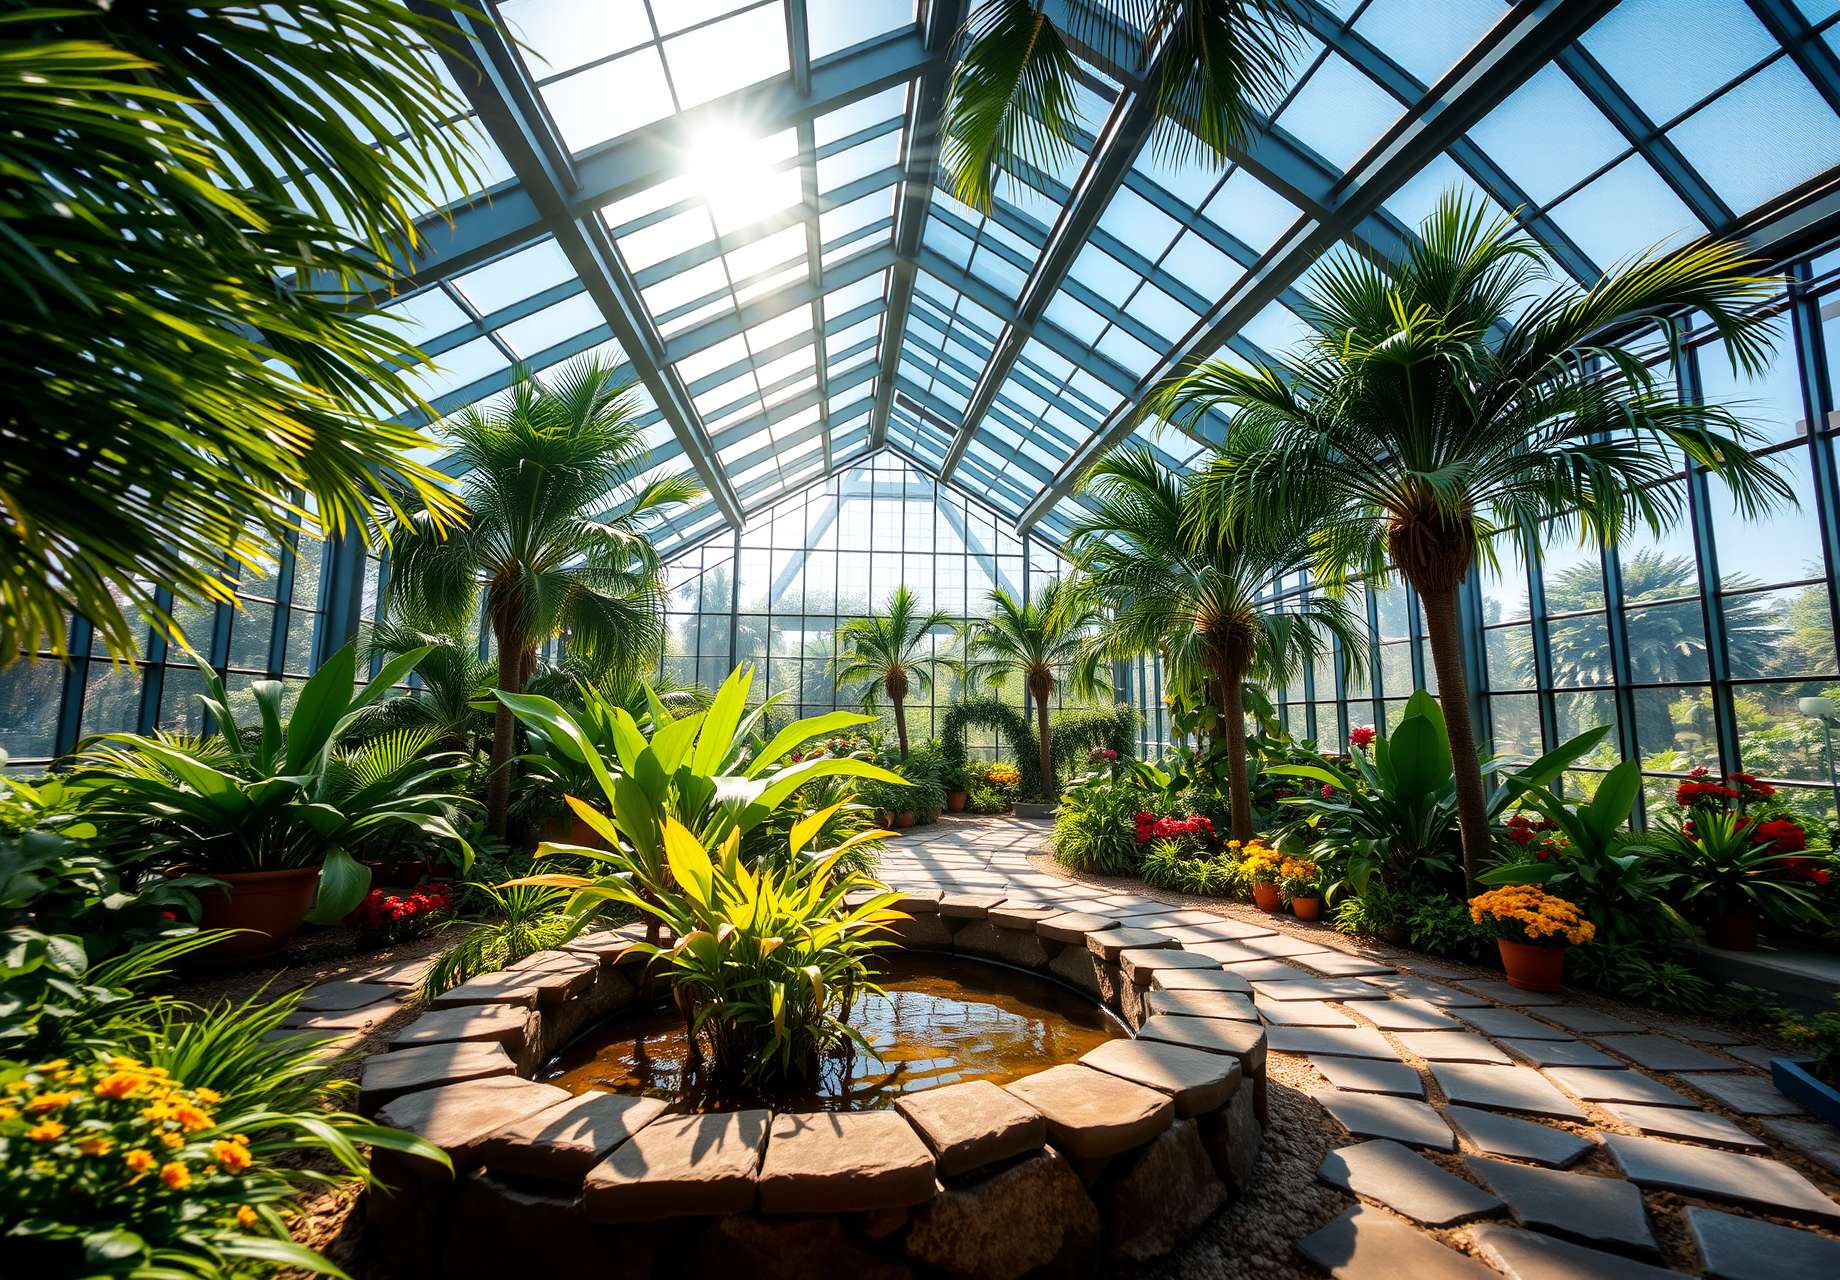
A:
[538,952,1128,1112]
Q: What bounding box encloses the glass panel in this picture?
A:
[1553,691,1621,764]
[1725,583,1836,680]
[1736,680,1840,782]
[1622,599,1709,684]
[1633,685,1717,771]
[0,660,66,761]
[225,603,276,672]
[1546,611,1614,687]
[1488,692,1544,761]
[1485,623,1535,691]
[81,662,143,739]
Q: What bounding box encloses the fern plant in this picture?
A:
[417,882,578,1000]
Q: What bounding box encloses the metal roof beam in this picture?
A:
[1748,0,1840,117]
[1018,0,1622,533]
[870,0,963,449]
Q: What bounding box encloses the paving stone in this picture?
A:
[894,1079,1046,1177]
[1034,911,1119,944]
[426,968,545,1009]
[1759,1117,1840,1177]
[1398,960,1472,979]
[1499,1038,1619,1069]
[1430,1064,1586,1119]
[582,1110,770,1223]
[1312,1090,1455,1150]
[1356,998,1463,1032]
[939,892,1007,918]
[1447,1106,1596,1169]
[1185,940,1267,965]
[359,1041,517,1113]
[1684,1204,1840,1280]
[1469,1222,1681,1280]
[1539,1006,1645,1034]
[758,1111,938,1213]
[296,979,404,1011]
[1396,1032,1514,1064]
[1601,1103,1769,1151]
[1594,1034,1739,1072]
[1677,1072,1806,1115]
[1163,922,1276,946]
[1267,1027,1400,1060]
[1457,980,1566,1006]
[1049,943,1105,995]
[1310,1056,1425,1098]
[480,1091,668,1181]
[344,957,435,986]
[1134,1015,1267,1071]
[1542,1067,1696,1108]
[1653,1021,1746,1046]
[1465,1156,1656,1256]
[1726,1045,1784,1069]
[1095,1117,1228,1261]
[1150,967,1252,995]
[988,905,1057,930]
[886,888,943,913]
[1087,927,1176,962]
[1081,1038,1241,1118]
[1005,1064,1174,1159]
[1363,977,1492,1007]
[1604,1133,1840,1225]
[1146,989,1258,1022]
[1236,934,1333,959]
[1318,1139,1502,1225]
[1303,953,1398,978]
[1458,1008,1575,1040]
[1254,998,1358,1027]
[373,1075,572,1177]
[1251,977,1389,1002]
[1294,1203,1496,1279]
[262,1027,361,1062]
[1118,947,1220,984]
[905,1146,1100,1280]
[1215,958,1314,982]
[388,1004,530,1054]
[280,997,404,1031]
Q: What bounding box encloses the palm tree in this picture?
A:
[350,618,496,757]
[384,358,702,835]
[962,578,1108,801]
[2,3,476,664]
[1066,447,1365,842]
[942,1,1304,213]
[1155,192,1793,891]
[831,586,955,759]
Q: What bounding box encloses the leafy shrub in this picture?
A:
[1566,937,1651,992]
[1140,841,1243,896]
[1052,773,1146,875]
[1613,956,1712,1012]
[1331,881,1404,936]
[1780,996,1840,1086]
[1406,894,1490,960]
[1711,983,1794,1026]
[419,882,576,999]
[965,783,1010,814]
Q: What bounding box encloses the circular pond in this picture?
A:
[538,952,1128,1111]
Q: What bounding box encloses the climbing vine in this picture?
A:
[939,698,1139,800]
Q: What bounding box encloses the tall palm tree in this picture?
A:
[2,2,477,663]
[1066,447,1365,842]
[831,586,955,759]
[1155,193,1793,891]
[942,1,1304,213]
[384,358,702,835]
[962,578,1108,801]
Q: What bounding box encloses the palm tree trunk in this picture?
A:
[1036,693,1054,803]
[1416,582,1489,894]
[486,633,524,839]
[893,695,910,760]
[1219,669,1255,845]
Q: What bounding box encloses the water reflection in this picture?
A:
[538,953,1127,1112]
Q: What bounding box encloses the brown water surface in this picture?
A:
[539,952,1127,1111]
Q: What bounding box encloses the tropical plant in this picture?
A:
[1052,770,1152,875]
[961,580,1108,802]
[1,0,479,666]
[512,673,704,828]
[418,881,578,999]
[72,644,473,924]
[1656,808,1830,931]
[1067,446,1365,841]
[350,618,498,756]
[1158,192,1794,891]
[383,359,703,835]
[831,586,955,759]
[1140,842,1244,896]
[940,0,1304,213]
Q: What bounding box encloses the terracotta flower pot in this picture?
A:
[1498,938,1567,993]
[946,791,968,813]
[896,811,915,828]
[568,814,607,849]
[183,866,322,963]
[1705,903,1761,951]
[1251,881,1283,912]
[1291,896,1322,921]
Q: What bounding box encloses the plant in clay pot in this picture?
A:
[1468,885,1595,992]
[1241,841,1286,912]
[1281,855,1323,920]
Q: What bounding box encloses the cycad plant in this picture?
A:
[2,1,477,663]
[384,359,703,835]
[1155,192,1793,891]
[961,579,1108,803]
[942,1,1304,212]
[1065,446,1366,841]
[831,585,955,759]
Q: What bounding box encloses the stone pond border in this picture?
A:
[347,891,1268,1280]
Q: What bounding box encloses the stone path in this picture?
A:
[864,816,1840,1277]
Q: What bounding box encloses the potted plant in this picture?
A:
[942,760,971,813]
[1241,842,1286,913]
[1468,884,1595,991]
[76,645,474,962]
[1655,771,1828,951]
[1282,855,1323,920]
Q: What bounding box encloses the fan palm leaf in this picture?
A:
[831,586,956,759]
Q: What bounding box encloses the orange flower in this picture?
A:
[25,1091,77,1112]
[25,1120,65,1142]
[94,1073,142,1100]
[124,1149,156,1172]
[77,1136,114,1157]
[160,1162,191,1191]
[160,1132,185,1149]
[235,1206,258,1227]
[212,1139,253,1172]
[193,1087,223,1104]
[171,1103,214,1131]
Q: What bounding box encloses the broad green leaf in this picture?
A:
[750,758,907,826]
[613,774,660,861]
[283,643,358,773]
[1585,759,1642,845]
[1402,687,1446,739]
[790,802,844,858]
[1387,713,1452,803]
[500,692,618,803]
[642,681,674,728]
[608,707,650,775]
[565,796,621,847]
[1265,763,1356,791]
[304,848,371,925]
[663,818,714,904]
[1502,723,1614,800]
[252,680,285,771]
[748,711,878,778]
[353,645,435,714]
[1476,862,1560,885]
[650,710,703,775]
[693,664,753,776]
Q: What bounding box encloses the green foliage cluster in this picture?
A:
[1052,772,1152,875]
[1140,841,1245,897]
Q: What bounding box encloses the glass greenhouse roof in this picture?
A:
[379,0,1840,559]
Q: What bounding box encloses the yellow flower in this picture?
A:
[77,1136,114,1157]
[160,1132,185,1149]
[212,1139,253,1172]
[159,1162,191,1191]
[124,1149,156,1172]
[94,1073,143,1100]
[236,1205,258,1227]
[25,1091,77,1112]
[25,1120,65,1142]
[107,1056,142,1070]
[171,1103,214,1132]
[193,1087,223,1104]
[0,1106,17,1121]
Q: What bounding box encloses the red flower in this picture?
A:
[1320,784,1336,798]
[1752,818,1807,854]
[1349,726,1376,748]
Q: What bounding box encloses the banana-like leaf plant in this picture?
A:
[72,643,473,923]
